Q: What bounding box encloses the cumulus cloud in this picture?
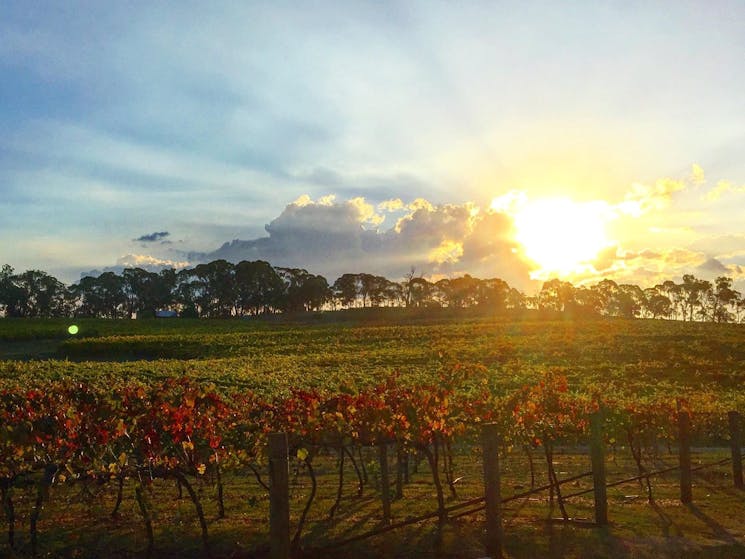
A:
[591,245,621,273]
[489,190,528,214]
[691,163,706,185]
[86,165,745,292]
[135,231,170,242]
[116,254,190,269]
[428,240,464,264]
[266,195,384,236]
[615,177,687,217]
[567,245,745,289]
[705,180,745,201]
[193,195,533,286]
[81,254,190,279]
[378,198,405,212]
[613,248,708,271]
[186,168,745,291]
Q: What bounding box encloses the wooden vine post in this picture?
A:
[481,423,503,559]
[379,443,392,523]
[729,411,744,490]
[395,445,405,500]
[269,433,290,559]
[678,410,693,504]
[590,409,608,525]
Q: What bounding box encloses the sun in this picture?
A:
[508,197,610,277]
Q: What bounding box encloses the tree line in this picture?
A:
[0,261,743,322]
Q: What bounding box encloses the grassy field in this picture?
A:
[1,312,745,558]
[3,312,745,394]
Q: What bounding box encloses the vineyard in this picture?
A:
[1,314,745,558]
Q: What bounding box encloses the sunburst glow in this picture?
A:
[510,197,610,277]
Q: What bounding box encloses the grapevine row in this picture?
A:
[0,367,741,555]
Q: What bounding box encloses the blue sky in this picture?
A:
[2,1,744,290]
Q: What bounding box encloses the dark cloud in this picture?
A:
[135,231,170,243]
[697,257,729,274]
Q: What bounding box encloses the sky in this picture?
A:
[1,1,744,293]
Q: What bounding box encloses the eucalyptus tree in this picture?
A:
[122,267,177,318]
[538,278,575,312]
[642,287,672,319]
[122,268,149,318]
[367,275,395,307]
[406,277,433,308]
[679,274,711,322]
[591,279,618,316]
[175,268,201,317]
[8,269,69,317]
[614,284,645,318]
[71,272,127,318]
[0,264,24,317]
[571,286,603,317]
[276,267,331,312]
[382,279,404,307]
[191,260,236,318]
[332,273,360,308]
[356,273,380,307]
[505,287,527,310]
[710,276,740,323]
[444,274,482,308]
[654,281,681,319]
[477,277,510,311]
[234,260,284,315]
